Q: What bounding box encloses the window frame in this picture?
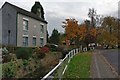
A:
[40,24,44,33]
[23,36,28,47]
[23,19,29,31]
[33,37,36,46]
[40,38,44,47]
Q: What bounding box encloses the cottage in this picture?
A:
[0,2,47,47]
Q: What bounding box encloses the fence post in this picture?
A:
[80,45,82,51]
[68,52,70,63]
[74,49,76,55]
[71,50,73,57]
[72,50,74,58]
[73,49,75,56]
[86,47,87,51]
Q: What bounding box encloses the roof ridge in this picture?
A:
[4,1,47,24]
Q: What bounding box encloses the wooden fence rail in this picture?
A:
[41,48,82,80]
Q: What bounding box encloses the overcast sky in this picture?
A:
[0,0,119,36]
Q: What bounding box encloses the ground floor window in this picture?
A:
[33,37,36,46]
[23,37,28,46]
[40,38,44,47]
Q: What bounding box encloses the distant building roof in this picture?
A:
[2,2,47,24]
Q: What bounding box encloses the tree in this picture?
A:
[59,33,66,45]
[79,23,97,48]
[62,18,79,45]
[62,18,79,39]
[31,1,44,20]
[78,23,87,41]
[88,8,97,28]
[88,8,101,28]
[62,18,97,47]
[97,16,118,47]
[49,29,60,44]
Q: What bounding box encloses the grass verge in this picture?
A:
[0,64,2,78]
[63,52,92,78]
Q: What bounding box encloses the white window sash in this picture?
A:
[23,17,29,21]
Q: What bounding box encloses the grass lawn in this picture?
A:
[0,64,2,77]
[63,52,92,78]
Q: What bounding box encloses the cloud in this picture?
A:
[45,11,65,35]
[0,0,119,36]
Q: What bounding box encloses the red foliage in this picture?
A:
[40,46,50,53]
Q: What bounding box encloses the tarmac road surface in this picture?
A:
[91,49,118,78]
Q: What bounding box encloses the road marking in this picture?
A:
[94,52,101,78]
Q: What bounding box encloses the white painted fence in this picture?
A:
[41,48,81,80]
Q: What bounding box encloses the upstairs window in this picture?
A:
[23,19,28,31]
[41,25,44,33]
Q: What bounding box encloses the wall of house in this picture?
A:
[17,13,47,47]
[2,3,17,46]
[0,8,2,45]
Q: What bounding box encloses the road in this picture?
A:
[100,49,118,74]
[91,49,119,78]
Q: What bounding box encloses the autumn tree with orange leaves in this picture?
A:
[62,18,97,47]
[62,18,78,39]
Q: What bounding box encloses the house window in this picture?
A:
[23,37,28,46]
[23,19,28,31]
[33,37,36,46]
[41,25,44,33]
[40,38,44,47]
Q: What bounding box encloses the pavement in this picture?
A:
[90,50,117,78]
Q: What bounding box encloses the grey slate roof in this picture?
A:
[3,2,47,24]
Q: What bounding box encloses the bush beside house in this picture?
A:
[2,46,63,78]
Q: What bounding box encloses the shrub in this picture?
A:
[3,53,18,63]
[2,54,11,63]
[61,48,69,59]
[34,47,45,59]
[23,60,29,67]
[57,46,64,52]
[41,46,50,53]
[16,47,33,60]
[6,46,15,53]
[41,52,62,71]
[24,65,46,78]
[2,47,9,55]
[2,61,17,77]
